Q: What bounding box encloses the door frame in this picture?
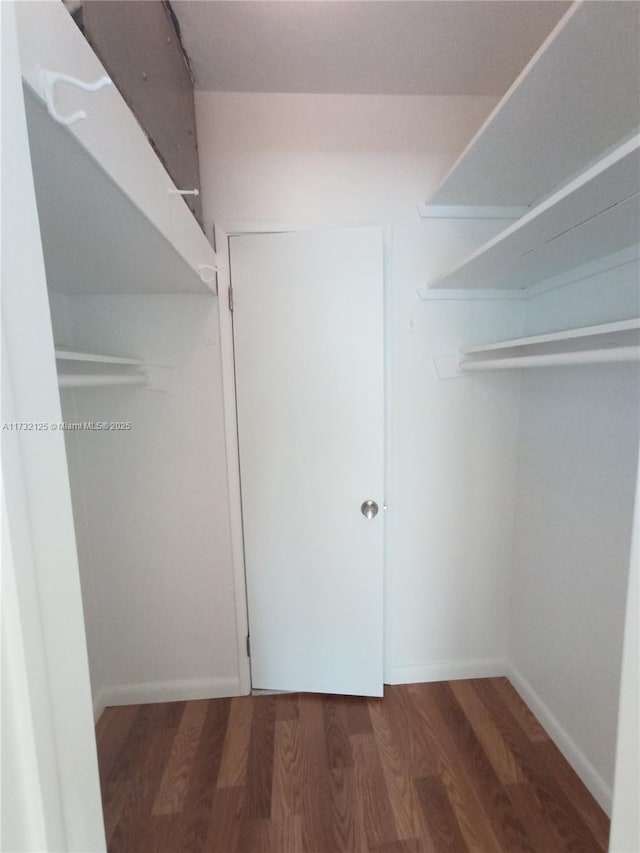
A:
[214,221,393,696]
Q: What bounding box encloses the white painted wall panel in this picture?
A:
[47,291,107,710]
[392,294,524,679]
[53,294,239,708]
[610,455,640,851]
[509,262,640,807]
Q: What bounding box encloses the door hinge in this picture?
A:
[246,635,251,657]
[228,285,234,312]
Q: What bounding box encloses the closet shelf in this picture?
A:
[55,350,172,391]
[462,319,640,357]
[429,1,640,208]
[55,346,149,389]
[58,373,149,389]
[434,319,640,379]
[17,2,217,296]
[55,348,143,366]
[420,135,640,293]
[459,346,640,373]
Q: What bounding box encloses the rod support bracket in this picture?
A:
[39,69,112,126]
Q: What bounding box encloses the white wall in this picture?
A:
[49,292,240,713]
[196,93,496,227]
[47,290,110,705]
[195,92,530,682]
[508,259,640,811]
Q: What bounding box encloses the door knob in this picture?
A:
[361,500,379,519]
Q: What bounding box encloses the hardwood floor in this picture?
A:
[96,678,609,852]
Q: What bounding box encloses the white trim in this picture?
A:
[418,204,528,220]
[215,225,252,697]
[505,662,613,815]
[97,677,242,710]
[382,224,395,679]
[385,658,506,685]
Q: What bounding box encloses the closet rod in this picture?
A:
[58,374,149,388]
[460,345,640,372]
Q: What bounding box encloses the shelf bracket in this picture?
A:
[433,354,465,380]
[144,365,174,393]
[198,261,219,294]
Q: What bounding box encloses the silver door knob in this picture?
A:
[361,500,379,519]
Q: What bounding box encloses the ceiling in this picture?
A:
[172,1,571,96]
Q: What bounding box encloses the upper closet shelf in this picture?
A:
[16,2,217,296]
[428,0,640,208]
[420,135,640,293]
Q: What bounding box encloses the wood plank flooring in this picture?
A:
[96,678,609,852]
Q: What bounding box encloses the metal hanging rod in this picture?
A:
[459,345,640,372]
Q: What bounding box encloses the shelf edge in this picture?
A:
[462,319,640,356]
[55,349,143,366]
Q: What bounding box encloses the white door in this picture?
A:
[230,227,384,696]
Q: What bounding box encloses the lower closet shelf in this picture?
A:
[433,318,640,379]
[58,373,150,389]
[55,348,144,366]
[55,348,173,391]
[459,345,640,373]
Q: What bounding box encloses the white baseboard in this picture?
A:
[505,662,612,815]
[92,675,243,716]
[385,658,507,685]
[92,688,107,723]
